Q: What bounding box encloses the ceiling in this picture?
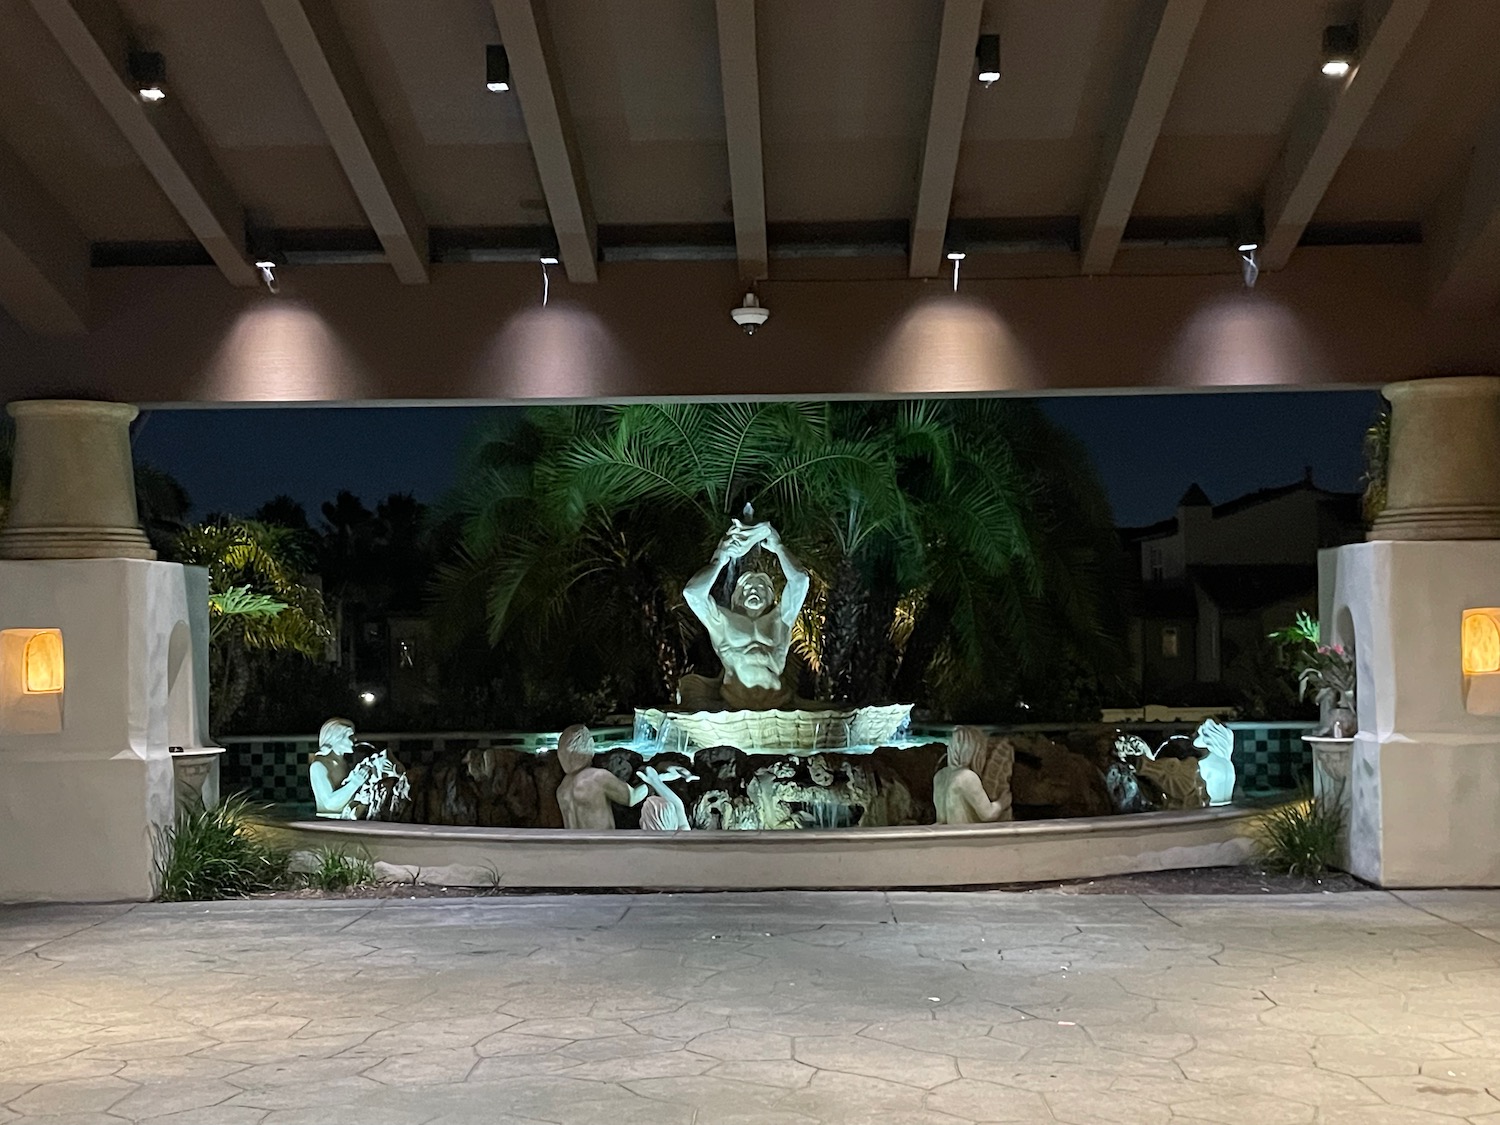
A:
[2,0,1500,337]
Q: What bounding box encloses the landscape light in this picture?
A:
[486,45,510,92]
[976,34,1000,86]
[1322,24,1357,78]
[128,50,166,102]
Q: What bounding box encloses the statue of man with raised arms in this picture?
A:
[681,516,811,711]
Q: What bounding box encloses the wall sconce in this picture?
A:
[1462,609,1500,714]
[23,630,64,694]
[1,627,65,733]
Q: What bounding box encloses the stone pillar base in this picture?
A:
[1321,540,1500,886]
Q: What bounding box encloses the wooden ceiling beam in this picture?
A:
[715,0,767,283]
[1427,98,1500,310]
[1260,0,1429,271]
[26,0,257,288]
[0,141,88,334]
[909,0,984,279]
[489,0,596,283]
[1080,0,1205,275]
[260,0,428,284]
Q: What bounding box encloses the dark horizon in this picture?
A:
[130,390,1383,529]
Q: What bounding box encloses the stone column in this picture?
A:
[1371,376,1500,541]
[0,399,155,560]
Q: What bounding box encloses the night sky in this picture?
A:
[131,390,1384,528]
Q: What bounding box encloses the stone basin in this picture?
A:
[636,703,913,752]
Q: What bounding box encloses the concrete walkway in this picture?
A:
[2,890,1499,1124]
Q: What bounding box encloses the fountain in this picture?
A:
[637,514,913,754]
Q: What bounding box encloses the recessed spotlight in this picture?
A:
[253,259,278,293]
[976,34,1000,86]
[1236,241,1258,254]
[539,256,559,265]
[486,44,511,92]
[359,690,377,706]
[128,50,166,102]
[1322,24,1357,78]
[945,251,967,261]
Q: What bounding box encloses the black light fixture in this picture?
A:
[975,34,1000,86]
[1321,23,1358,78]
[128,49,165,102]
[486,44,510,92]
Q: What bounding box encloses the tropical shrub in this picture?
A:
[1255,788,1344,877]
[171,519,331,729]
[304,846,375,891]
[155,795,291,901]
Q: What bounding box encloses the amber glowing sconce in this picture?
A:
[23,630,63,694]
[1462,609,1500,714]
[0,627,65,733]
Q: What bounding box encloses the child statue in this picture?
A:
[309,717,407,819]
[555,724,648,829]
[933,725,1012,825]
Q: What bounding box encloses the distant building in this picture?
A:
[1121,475,1364,702]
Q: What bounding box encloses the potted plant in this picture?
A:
[1271,612,1356,737]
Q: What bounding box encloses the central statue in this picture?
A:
[681,516,810,711]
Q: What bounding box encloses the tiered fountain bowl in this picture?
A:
[635,703,913,753]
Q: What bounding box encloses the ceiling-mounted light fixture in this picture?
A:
[128,49,166,102]
[730,292,769,335]
[486,44,511,92]
[539,254,558,305]
[254,259,278,293]
[1236,211,1262,288]
[976,34,1000,86]
[946,250,966,292]
[1321,24,1358,78]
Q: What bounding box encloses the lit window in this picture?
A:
[1463,610,1500,675]
[23,630,64,694]
[1161,627,1179,658]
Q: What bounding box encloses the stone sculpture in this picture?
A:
[1105,733,1152,813]
[933,726,1012,825]
[1193,718,1236,805]
[554,724,648,829]
[681,515,810,710]
[1136,755,1209,810]
[638,764,695,831]
[309,717,409,820]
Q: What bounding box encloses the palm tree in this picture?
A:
[439,401,1124,717]
[171,519,331,729]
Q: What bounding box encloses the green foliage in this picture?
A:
[1255,788,1344,877]
[304,846,375,891]
[171,519,331,729]
[155,795,291,901]
[437,401,1126,722]
[1362,402,1391,526]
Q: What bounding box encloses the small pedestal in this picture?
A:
[170,747,225,814]
[1304,736,1352,870]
